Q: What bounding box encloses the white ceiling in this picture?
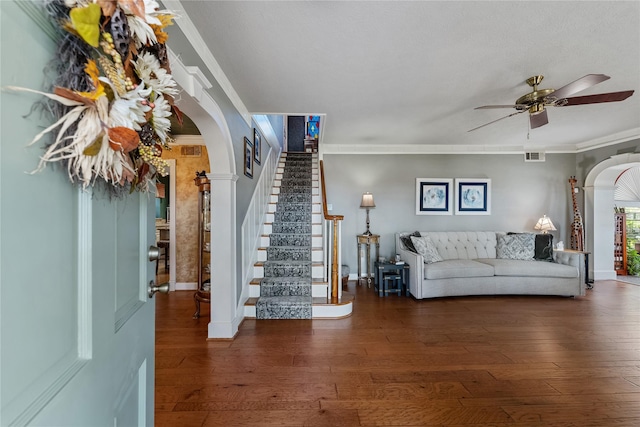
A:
[172,1,640,153]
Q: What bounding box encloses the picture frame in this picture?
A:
[455,178,491,215]
[244,137,253,178]
[416,178,453,215]
[253,128,261,165]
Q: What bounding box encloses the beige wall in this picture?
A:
[162,146,209,284]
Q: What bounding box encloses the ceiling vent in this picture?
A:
[524,151,545,162]
[180,146,202,157]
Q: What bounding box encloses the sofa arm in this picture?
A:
[553,250,586,296]
[398,246,424,298]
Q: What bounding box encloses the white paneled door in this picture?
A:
[1,1,157,425]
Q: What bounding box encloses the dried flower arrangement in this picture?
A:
[7,0,180,194]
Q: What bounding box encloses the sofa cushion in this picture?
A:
[411,235,444,264]
[424,231,498,260]
[399,231,421,253]
[534,234,554,261]
[497,233,534,260]
[477,258,578,278]
[424,259,495,280]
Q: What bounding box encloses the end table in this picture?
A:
[357,234,380,286]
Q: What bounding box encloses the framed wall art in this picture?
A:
[416,178,453,215]
[253,128,261,165]
[244,137,253,178]
[455,178,491,215]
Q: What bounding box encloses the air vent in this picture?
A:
[180,146,202,157]
[524,152,545,162]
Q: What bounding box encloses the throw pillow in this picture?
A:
[400,231,421,253]
[534,233,554,262]
[497,233,535,260]
[410,235,444,264]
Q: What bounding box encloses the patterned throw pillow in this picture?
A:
[400,231,421,253]
[410,235,444,264]
[534,234,554,262]
[497,233,535,260]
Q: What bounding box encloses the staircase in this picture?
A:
[256,153,314,319]
[246,152,353,319]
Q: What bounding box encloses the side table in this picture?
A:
[357,234,380,286]
[375,262,410,296]
[558,249,593,290]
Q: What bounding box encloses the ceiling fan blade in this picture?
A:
[560,90,634,106]
[467,110,526,132]
[475,105,528,110]
[530,109,548,129]
[546,74,610,100]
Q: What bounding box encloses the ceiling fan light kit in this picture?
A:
[469,74,634,132]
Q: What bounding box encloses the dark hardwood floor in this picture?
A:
[155,279,640,426]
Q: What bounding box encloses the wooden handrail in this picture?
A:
[319,160,344,301]
[320,161,344,222]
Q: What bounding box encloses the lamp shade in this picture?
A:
[534,214,556,233]
[360,192,376,208]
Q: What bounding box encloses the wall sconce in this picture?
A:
[360,192,376,236]
[534,214,556,234]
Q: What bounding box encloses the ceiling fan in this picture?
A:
[469,74,634,132]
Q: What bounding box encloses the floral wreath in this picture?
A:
[8,0,180,194]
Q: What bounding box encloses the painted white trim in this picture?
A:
[584,153,640,282]
[77,189,92,359]
[318,130,640,156]
[253,115,282,151]
[175,282,197,291]
[167,159,177,291]
[164,1,251,126]
[576,128,640,153]
[240,145,281,295]
[320,144,581,155]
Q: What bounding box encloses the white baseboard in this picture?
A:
[593,270,617,281]
[175,282,197,290]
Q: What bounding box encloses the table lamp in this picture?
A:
[360,192,376,236]
[534,214,556,234]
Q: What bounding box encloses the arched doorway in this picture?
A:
[584,153,640,280]
[169,52,240,339]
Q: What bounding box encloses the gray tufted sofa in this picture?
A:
[396,231,586,300]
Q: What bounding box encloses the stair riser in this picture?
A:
[269,234,311,247]
[250,283,328,298]
[266,247,311,261]
[271,223,312,234]
[267,205,321,215]
[261,235,321,247]
[262,223,322,235]
[273,211,312,223]
[260,283,312,297]
[245,302,353,319]
[273,186,319,195]
[275,203,312,213]
[264,264,312,278]
[255,303,312,320]
[265,212,323,225]
[275,173,318,181]
[257,248,323,262]
[254,264,324,279]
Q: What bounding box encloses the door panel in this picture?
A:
[1,2,156,425]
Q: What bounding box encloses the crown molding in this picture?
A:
[321,143,579,155]
[575,128,640,153]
